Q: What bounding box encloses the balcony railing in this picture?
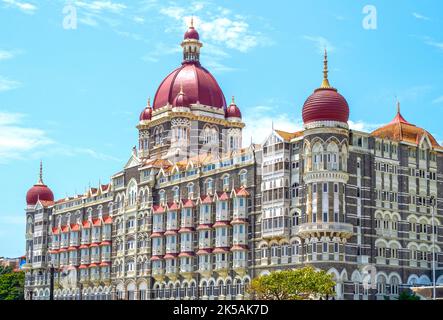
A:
[233,260,247,269]
[296,222,354,239]
[198,263,212,272]
[180,264,193,273]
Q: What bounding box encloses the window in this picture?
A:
[323,212,328,222]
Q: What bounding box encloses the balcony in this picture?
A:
[81,256,90,264]
[91,235,101,243]
[296,222,354,239]
[180,242,193,252]
[233,260,247,269]
[52,242,60,250]
[198,263,212,272]
[214,261,228,271]
[152,247,165,256]
[166,244,179,254]
[166,220,179,231]
[262,227,290,240]
[198,239,212,249]
[153,225,165,233]
[303,170,349,184]
[60,240,69,248]
[233,236,247,246]
[180,218,193,228]
[102,232,112,241]
[180,264,193,273]
[101,252,111,262]
[215,238,230,248]
[90,254,101,263]
[152,268,164,277]
[69,238,80,247]
[81,236,91,245]
[166,266,178,275]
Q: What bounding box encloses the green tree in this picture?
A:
[0,268,25,300]
[248,266,336,300]
[396,290,420,301]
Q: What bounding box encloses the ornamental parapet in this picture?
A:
[295,222,354,239]
[303,170,349,184]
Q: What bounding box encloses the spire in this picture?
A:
[396,100,400,114]
[320,48,332,89]
[38,160,44,184]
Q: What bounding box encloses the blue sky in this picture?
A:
[1,0,443,257]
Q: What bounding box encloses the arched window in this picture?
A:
[326,142,339,170]
[312,142,323,171]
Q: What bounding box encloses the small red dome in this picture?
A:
[302,88,349,124]
[26,162,54,205]
[173,87,190,108]
[153,63,226,110]
[184,26,199,40]
[26,184,54,205]
[139,99,152,121]
[226,97,242,118]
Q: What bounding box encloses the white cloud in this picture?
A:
[0,76,21,92]
[0,49,17,61]
[348,120,381,132]
[424,38,443,51]
[1,0,37,14]
[158,4,265,53]
[242,105,302,146]
[0,111,122,164]
[303,35,336,53]
[74,1,126,13]
[413,12,430,21]
[0,112,54,163]
[133,16,145,24]
[432,96,443,104]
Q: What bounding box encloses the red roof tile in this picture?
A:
[213,221,230,227]
[213,247,230,254]
[178,252,195,258]
[150,255,163,261]
[196,248,213,255]
[152,205,165,214]
[181,199,195,208]
[196,224,213,230]
[164,253,178,259]
[103,216,113,224]
[231,245,248,251]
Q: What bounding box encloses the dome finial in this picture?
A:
[38,160,43,184]
[396,99,400,114]
[147,97,151,107]
[231,95,235,104]
[190,16,194,28]
[320,48,331,89]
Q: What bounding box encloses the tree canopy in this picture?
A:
[248,266,336,300]
[0,266,25,300]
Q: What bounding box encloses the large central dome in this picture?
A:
[152,22,226,110]
[153,63,226,109]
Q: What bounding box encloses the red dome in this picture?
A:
[139,99,152,121]
[302,88,349,124]
[173,88,190,108]
[226,97,241,118]
[153,63,226,110]
[184,26,199,40]
[26,184,54,205]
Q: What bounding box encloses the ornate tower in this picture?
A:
[298,50,353,269]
